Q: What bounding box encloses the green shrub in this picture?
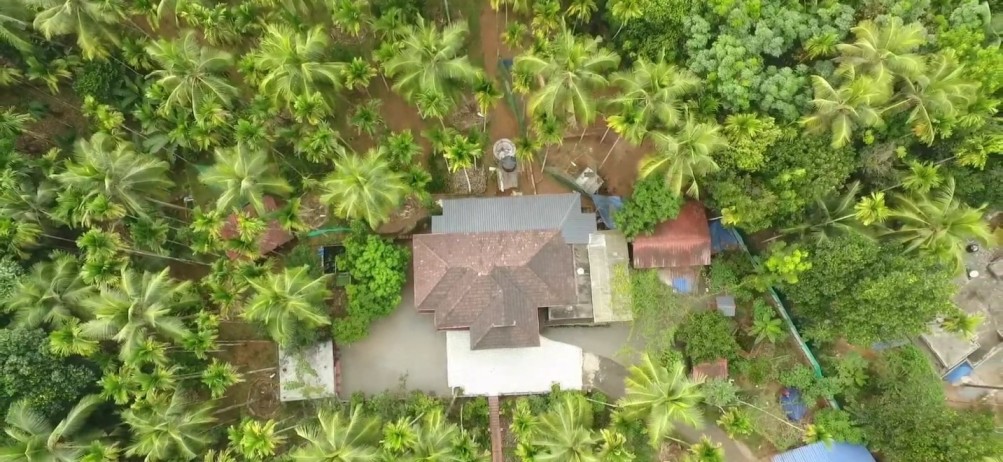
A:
[613,175,683,240]
[333,227,409,343]
[72,59,127,104]
[675,311,741,363]
[0,328,99,420]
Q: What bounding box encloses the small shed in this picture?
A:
[574,168,603,195]
[716,296,736,317]
[772,442,876,462]
[587,231,632,323]
[278,341,337,402]
[691,358,728,381]
[633,201,711,269]
[219,196,293,260]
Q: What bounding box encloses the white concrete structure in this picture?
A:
[446,331,583,396]
[278,341,336,402]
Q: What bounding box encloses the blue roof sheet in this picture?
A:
[591,195,623,229]
[780,388,807,421]
[945,361,973,384]
[710,220,740,253]
[772,443,875,462]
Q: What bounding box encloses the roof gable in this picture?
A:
[413,230,576,349]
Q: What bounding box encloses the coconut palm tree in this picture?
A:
[855,191,891,226]
[81,268,196,362]
[473,74,502,129]
[199,144,293,216]
[407,409,462,460]
[49,319,100,357]
[291,406,381,461]
[901,160,942,194]
[320,149,408,228]
[802,75,890,148]
[145,30,238,115]
[242,266,332,347]
[885,177,992,272]
[531,111,565,170]
[54,133,174,217]
[610,58,700,131]
[329,0,371,37]
[25,0,120,59]
[252,25,345,108]
[122,389,217,461]
[0,218,40,259]
[531,395,598,462]
[835,18,927,84]
[382,130,422,167]
[0,108,34,142]
[782,181,874,243]
[384,18,480,104]
[621,354,705,448]
[596,429,633,462]
[683,436,725,462]
[892,52,978,144]
[0,394,105,461]
[349,99,385,137]
[228,418,286,460]
[515,27,619,131]
[0,0,33,52]
[443,131,482,193]
[567,0,597,24]
[640,119,727,198]
[601,102,647,167]
[942,311,984,340]
[342,57,377,92]
[5,252,92,329]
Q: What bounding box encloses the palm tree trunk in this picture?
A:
[149,198,189,211]
[464,169,472,193]
[574,125,587,150]
[541,146,550,170]
[599,125,612,144]
[613,23,625,39]
[600,136,619,168]
[443,0,451,22]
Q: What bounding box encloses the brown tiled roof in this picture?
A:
[632,201,711,269]
[413,230,577,349]
[219,196,294,260]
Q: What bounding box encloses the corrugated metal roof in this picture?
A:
[633,201,711,269]
[772,443,875,462]
[432,194,596,244]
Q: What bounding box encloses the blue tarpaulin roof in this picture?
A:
[772,442,876,462]
[591,195,623,229]
[671,277,693,293]
[945,361,974,384]
[780,388,808,421]
[709,220,740,253]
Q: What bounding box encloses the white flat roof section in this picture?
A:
[446,331,584,396]
[920,327,980,371]
[278,341,337,402]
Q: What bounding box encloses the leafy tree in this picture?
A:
[122,389,217,461]
[0,394,105,461]
[242,266,332,347]
[641,119,727,198]
[81,268,196,362]
[812,408,863,444]
[252,26,344,108]
[145,30,237,114]
[514,27,619,129]
[621,354,705,447]
[613,175,682,239]
[784,234,956,344]
[384,18,479,105]
[0,328,99,420]
[885,177,992,273]
[675,311,740,363]
[334,229,409,344]
[320,149,407,229]
[718,114,782,173]
[26,0,120,59]
[291,406,381,461]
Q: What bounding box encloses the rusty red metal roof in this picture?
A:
[691,358,729,381]
[632,201,711,269]
[412,230,577,349]
[219,196,293,259]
